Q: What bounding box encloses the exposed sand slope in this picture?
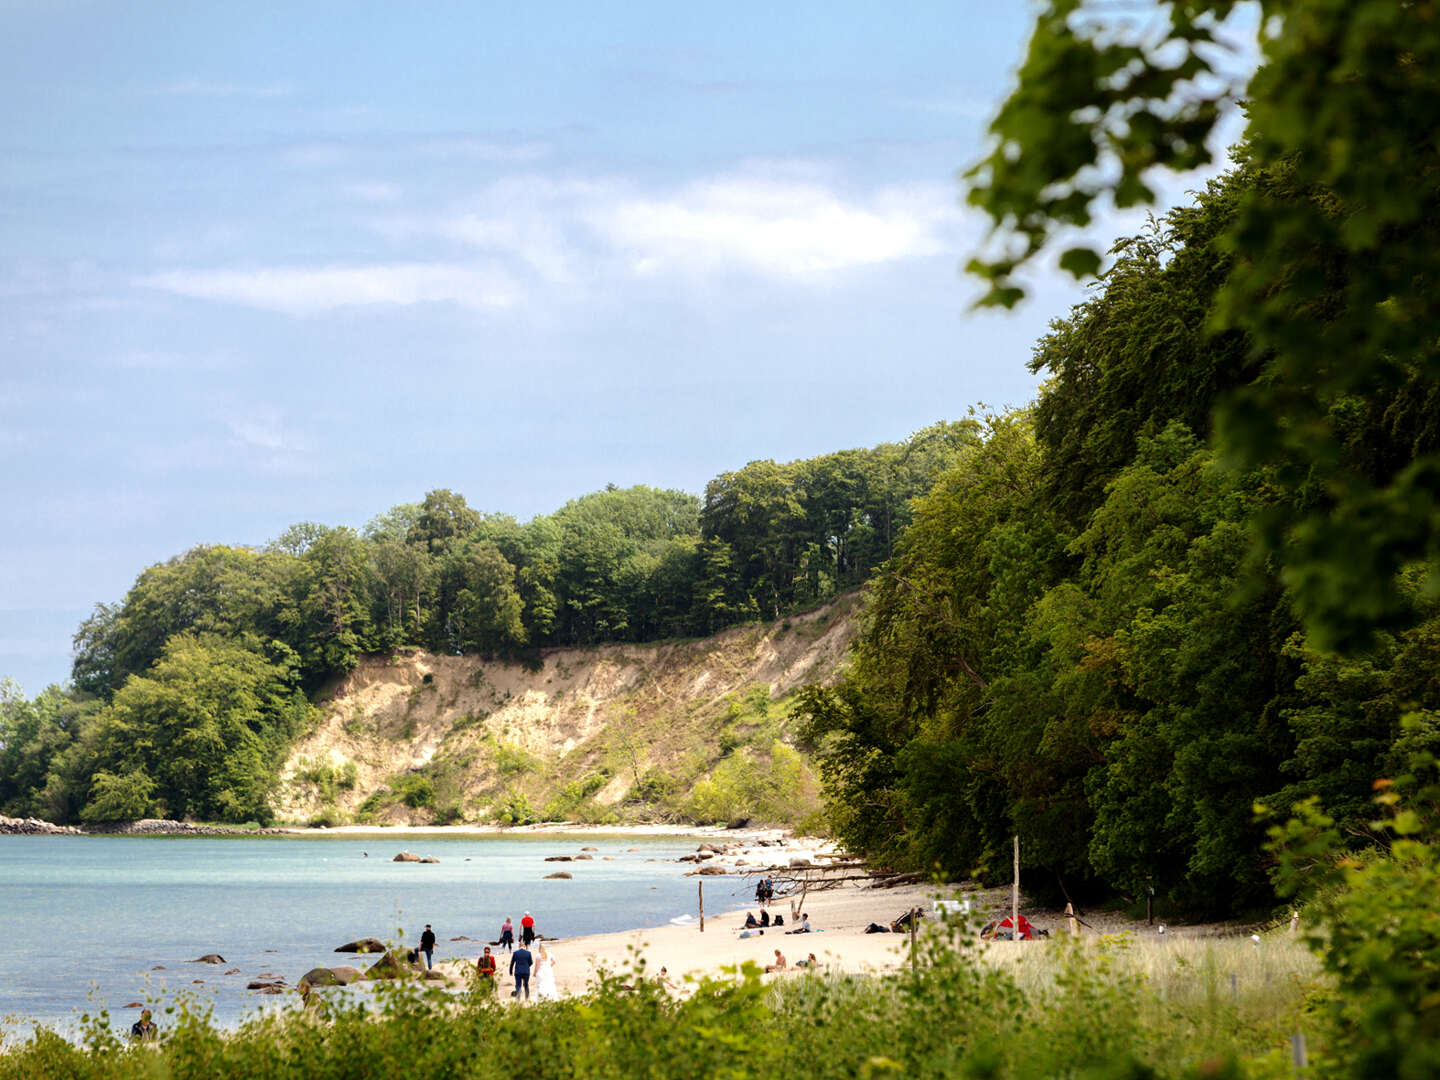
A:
[276,595,859,825]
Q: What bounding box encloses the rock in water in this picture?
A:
[363,948,427,981]
[330,965,363,984]
[189,954,226,964]
[544,871,573,879]
[393,851,421,862]
[335,938,387,954]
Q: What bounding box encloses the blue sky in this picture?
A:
[0,2,1250,695]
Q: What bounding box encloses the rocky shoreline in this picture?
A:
[0,815,287,837]
[0,815,82,835]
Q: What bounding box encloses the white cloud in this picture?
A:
[592,176,957,279]
[139,168,965,313]
[139,263,521,314]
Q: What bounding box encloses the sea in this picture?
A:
[0,831,741,1040]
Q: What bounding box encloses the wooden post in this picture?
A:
[1290,1032,1308,1073]
[698,881,704,933]
[909,907,918,972]
[1065,901,1078,937]
[1289,910,1299,934]
[1147,883,1154,926]
[1011,835,1020,940]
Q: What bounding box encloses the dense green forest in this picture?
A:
[798,156,1440,916]
[0,426,973,825]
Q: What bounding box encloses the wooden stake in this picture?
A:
[909,907,918,971]
[1291,1032,1308,1073]
[1065,901,1078,937]
[1289,910,1299,934]
[1012,834,1020,940]
[698,881,704,933]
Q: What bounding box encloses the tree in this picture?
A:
[407,490,482,553]
[85,634,310,823]
[966,0,1440,650]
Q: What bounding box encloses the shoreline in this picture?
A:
[435,870,948,1000]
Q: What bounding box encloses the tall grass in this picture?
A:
[0,926,1331,1080]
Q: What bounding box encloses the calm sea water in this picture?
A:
[0,832,743,1037]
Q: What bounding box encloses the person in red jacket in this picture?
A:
[520,911,536,946]
[476,946,498,993]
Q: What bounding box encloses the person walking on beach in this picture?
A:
[534,944,557,1000]
[130,1008,157,1042]
[499,916,515,953]
[509,942,534,1000]
[420,923,436,969]
[521,910,536,947]
[476,946,498,993]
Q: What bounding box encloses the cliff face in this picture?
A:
[274,594,858,827]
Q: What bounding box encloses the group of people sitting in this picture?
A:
[742,909,781,929]
[763,949,819,973]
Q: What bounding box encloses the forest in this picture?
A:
[0,424,973,826]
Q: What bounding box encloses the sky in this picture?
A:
[0,1,1252,695]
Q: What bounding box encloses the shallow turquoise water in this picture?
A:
[0,832,741,1036]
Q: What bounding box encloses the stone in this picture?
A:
[299,967,341,989]
[189,954,225,964]
[363,948,427,981]
[689,865,727,876]
[419,856,439,863]
[544,855,573,862]
[330,965,363,985]
[393,851,421,862]
[788,857,812,868]
[335,938,387,954]
[544,871,573,879]
[580,846,598,851]
[247,980,286,990]
[573,854,593,860]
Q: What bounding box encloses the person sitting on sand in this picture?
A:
[787,912,812,934]
[794,953,819,969]
[656,966,678,990]
[764,949,787,974]
[760,909,770,927]
[744,912,760,928]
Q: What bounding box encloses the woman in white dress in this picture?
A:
[534,944,558,1000]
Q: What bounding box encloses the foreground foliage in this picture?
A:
[0,929,1326,1080]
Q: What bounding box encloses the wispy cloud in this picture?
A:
[139,263,521,314]
[139,168,965,313]
[592,176,956,279]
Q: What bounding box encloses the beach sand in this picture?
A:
[436,871,962,999]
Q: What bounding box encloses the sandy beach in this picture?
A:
[436,872,947,999]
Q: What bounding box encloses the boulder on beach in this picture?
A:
[545,871,573,879]
[419,856,440,863]
[331,965,363,984]
[544,855,573,862]
[335,938,387,954]
[299,967,340,989]
[364,948,427,981]
[189,954,226,964]
[689,865,727,876]
[393,851,421,862]
[789,857,812,868]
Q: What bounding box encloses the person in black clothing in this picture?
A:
[130,1008,157,1042]
[509,944,534,1000]
[420,924,436,970]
